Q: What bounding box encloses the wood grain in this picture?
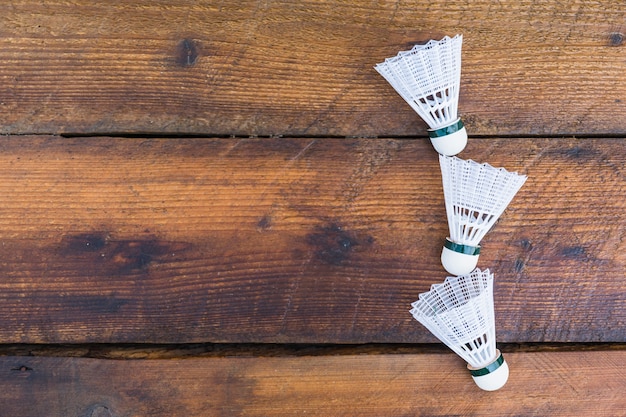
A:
[0,351,624,416]
[0,136,624,344]
[0,0,624,136]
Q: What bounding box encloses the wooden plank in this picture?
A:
[0,351,624,416]
[0,1,624,137]
[0,136,625,344]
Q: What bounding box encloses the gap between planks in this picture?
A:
[0,342,624,360]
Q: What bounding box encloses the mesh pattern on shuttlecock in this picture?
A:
[374,35,462,129]
[440,155,527,246]
[410,269,497,368]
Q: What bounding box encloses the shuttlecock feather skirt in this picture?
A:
[374,35,467,156]
[410,269,509,390]
[439,155,527,275]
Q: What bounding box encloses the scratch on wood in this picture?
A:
[278,273,301,332]
[519,142,550,173]
[289,139,317,162]
[220,138,246,157]
[351,290,362,333]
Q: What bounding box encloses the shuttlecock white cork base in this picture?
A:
[441,238,480,276]
[428,118,468,156]
[467,349,509,391]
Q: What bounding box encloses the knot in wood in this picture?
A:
[608,32,624,47]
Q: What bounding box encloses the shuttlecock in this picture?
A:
[439,155,527,276]
[375,34,466,156]
[410,268,508,391]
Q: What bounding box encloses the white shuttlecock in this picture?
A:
[439,155,527,276]
[375,34,466,156]
[410,268,508,391]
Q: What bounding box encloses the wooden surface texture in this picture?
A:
[0,136,624,344]
[0,0,624,136]
[0,0,625,414]
[1,351,625,416]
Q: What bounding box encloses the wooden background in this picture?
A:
[0,1,624,415]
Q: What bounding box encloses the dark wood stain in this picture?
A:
[57,295,129,314]
[176,38,199,67]
[305,223,373,266]
[609,32,624,46]
[257,214,272,231]
[563,146,601,160]
[518,238,533,251]
[60,233,192,275]
[63,233,108,252]
[560,245,588,260]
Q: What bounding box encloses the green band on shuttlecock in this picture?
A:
[444,239,480,255]
[428,119,464,138]
[469,352,505,377]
